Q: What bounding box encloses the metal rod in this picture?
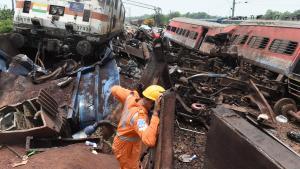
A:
[125,0,157,8]
[176,120,205,135]
[123,2,154,10]
[5,145,23,159]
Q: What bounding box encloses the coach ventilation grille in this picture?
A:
[289,58,300,98]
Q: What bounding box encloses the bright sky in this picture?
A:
[124,0,300,17]
[1,0,300,17]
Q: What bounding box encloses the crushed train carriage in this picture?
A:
[165,17,300,101]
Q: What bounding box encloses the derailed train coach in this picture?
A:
[229,21,300,99]
[11,0,125,57]
[165,17,300,101]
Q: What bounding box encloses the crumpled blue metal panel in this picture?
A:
[69,58,120,129]
[78,72,96,128]
[0,49,8,72]
[99,59,120,120]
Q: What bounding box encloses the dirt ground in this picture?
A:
[173,122,207,169]
[274,121,300,154]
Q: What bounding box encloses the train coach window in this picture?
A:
[248,36,270,49]
[233,35,248,45]
[204,36,215,44]
[240,35,249,45]
[185,30,190,37]
[171,27,177,32]
[259,37,270,49]
[182,29,186,36]
[167,26,171,31]
[179,28,183,35]
[269,39,298,55]
[188,31,194,39]
[193,32,199,40]
[247,36,255,45]
[231,34,239,43]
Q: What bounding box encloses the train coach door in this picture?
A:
[196,27,209,49]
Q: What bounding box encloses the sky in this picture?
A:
[1,0,300,17]
[124,0,300,17]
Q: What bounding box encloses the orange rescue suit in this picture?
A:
[111,86,160,169]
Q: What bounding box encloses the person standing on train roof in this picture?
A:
[111,84,165,169]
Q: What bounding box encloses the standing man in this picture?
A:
[111,85,165,169]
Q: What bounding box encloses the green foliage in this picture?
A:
[184,12,213,19]
[0,19,13,33]
[168,11,181,20]
[127,11,217,25]
[0,7,13,33]
[263,9,300,20]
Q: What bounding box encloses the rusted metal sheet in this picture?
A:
[204,106,300,169]
[138,40,172,89]
[38,89,59,117]
[125,45,145,60]
[0,72,73,109]
[0,98,65,144]
[153,90,176,169]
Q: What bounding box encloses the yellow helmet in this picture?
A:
[142,85,166,101]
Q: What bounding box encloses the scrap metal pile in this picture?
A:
[111,21,300,168]
[166,45,300,153]
[1,17,300,168]
[0,32,125,167]
[0,25,176,168]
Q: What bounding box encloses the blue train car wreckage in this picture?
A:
[0,46,120,144]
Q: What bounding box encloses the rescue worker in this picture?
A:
[111,85,165,169]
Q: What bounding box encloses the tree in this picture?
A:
[292,10,300,20]
[279,11,291,20]
[168,11,181,19]
[264,10,282,20]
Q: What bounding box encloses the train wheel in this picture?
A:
[273,98,297,116]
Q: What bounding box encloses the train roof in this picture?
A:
[171,17,227,28]
[240,20,300,28]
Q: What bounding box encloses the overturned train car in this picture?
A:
[230,21,300,99]
[11,0,125,57]
[165,18,300,100]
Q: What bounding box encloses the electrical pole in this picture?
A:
[232,0,248,18]
[232,0,236,18]
[12,0,15,12]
